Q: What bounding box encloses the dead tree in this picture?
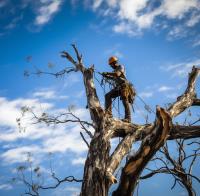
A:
[18,45,200,196]
[140,140,200,196]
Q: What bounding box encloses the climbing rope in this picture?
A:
[94,69,155,122]
[136,94,155,114]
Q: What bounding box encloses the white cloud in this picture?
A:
[138,91,153,98]
[52,186,80,196]
[92,0,103,10]
[167,26,188,40]
[186,13,200,27]
[162,0,198,19]
[0,95,90,165]
[158,85,173,92]
[32,89,68,100]
[86,0,200,38]
[0,146,40,164]
[0,0,7,8]
[33,90,56,99]
[106,0,117,7]
[42,129,88,154]
[166,93,178,99]
[113,22,141,36]
[63,74,80,88]
[0,184,13,190]
[72,157,86,165]
[118,0,148,21]
[35,0,63,25]
[66,187,80,196]
[161,59,200,77]
[193,39,200,47]
[0,97,52,128]
[4,15,23,30]
[105,45,124,59]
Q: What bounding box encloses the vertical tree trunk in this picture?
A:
[81,131,110,196]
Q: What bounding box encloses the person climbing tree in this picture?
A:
[101,56,136,123]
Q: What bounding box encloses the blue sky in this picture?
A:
[0,0,200,195]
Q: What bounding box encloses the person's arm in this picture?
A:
[102,71,121,78]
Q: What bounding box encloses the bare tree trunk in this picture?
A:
[183,182,195,196]
[81,133,110,196]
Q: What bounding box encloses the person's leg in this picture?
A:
[122,98,131,122]
[105,88,119,116]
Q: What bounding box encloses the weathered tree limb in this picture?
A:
[80,132,90,148]
[112,107,172,196]
[62,46,104,126]
[169,125,200,140]
[193,99,200,106]
[168,66,200,117]
[111,121,200,140]
[62,46,111,196]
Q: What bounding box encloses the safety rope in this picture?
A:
[134,102,149,123]
[136,94,155,114]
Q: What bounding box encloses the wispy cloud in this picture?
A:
[167,25,188,40]
[105,45,124,59]
[85,0,200,39]
[0,97,52,128]
[192,37,200,47]
[0,0,8,8]
[32,89,68,100]
[186,12,200,27]
[138,91,153,98]
[0,146,40,164]
[158,85,173,92]
[71,157,86,165]
[0,184,13,190]
[4,15,23,30]
[52,186,80,196]
[0,95,90,165]
[160,59,200,77]
[34,0,63,26]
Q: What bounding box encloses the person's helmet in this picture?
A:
[108,56,118,65]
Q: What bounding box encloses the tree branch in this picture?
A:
[193,99,200,106]
[168,66,200,117]
[113,106,172,196]
[62,46,104,127]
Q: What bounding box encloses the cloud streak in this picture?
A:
[0,95,90,165]
[86,0,200,38]
[34,0,63,26]
[161,59,200,77]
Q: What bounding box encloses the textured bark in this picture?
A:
[111,122,200,141]
[168,66,200,117]
[81,132,110,196]
[61,47,200,196]
[112,107,171,196]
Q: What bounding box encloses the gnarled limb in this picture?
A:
[112,107,172,196]
[61,46,104,127]
[193,99,200,106]
[168,66,200,117]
